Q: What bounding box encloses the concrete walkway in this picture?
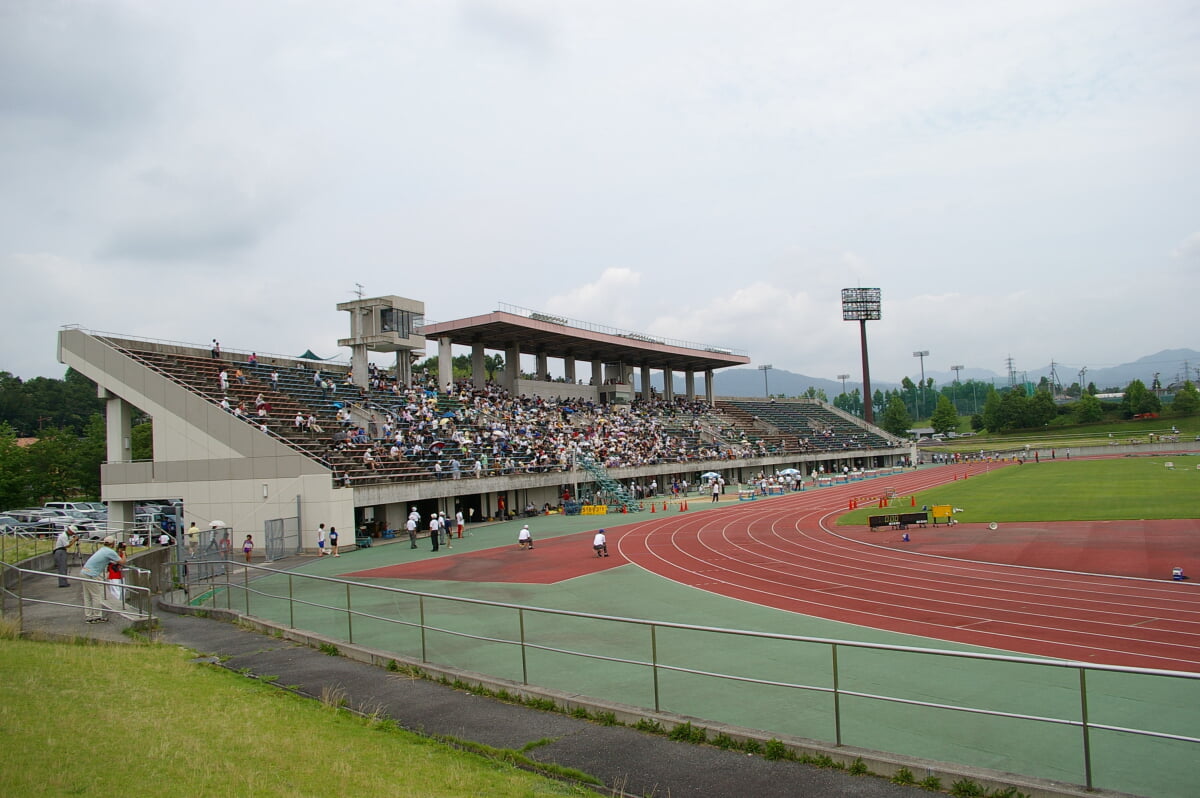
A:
[7,554,1134,798]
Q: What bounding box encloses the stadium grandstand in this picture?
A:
[57,296,913,554]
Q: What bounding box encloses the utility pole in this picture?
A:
[913,350,929,419]
[1078,367,1087,397]
[950,365,963,412]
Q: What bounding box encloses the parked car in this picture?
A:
[44,501,96,516]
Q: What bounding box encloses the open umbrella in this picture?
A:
[441,411,456,418]
[700,471,721,479]
[209,520,227,528]
[778,468,801,476]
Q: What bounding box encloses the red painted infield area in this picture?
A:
[343,465,1200,672]
[344,534,624,584]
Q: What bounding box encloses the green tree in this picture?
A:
[131,421,154,461]
[1027,391,1057,427]
[929,395,959,435]
[1120,379,1162,418]
[1170,381,1199,415]
[879,395,913,437]
[0,422,30,509]
[24,427,79,502]
[75,414,106,498]
[980,387,1002,432]
[1074,392,1104,423]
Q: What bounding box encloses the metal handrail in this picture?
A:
[182,560,1200,793]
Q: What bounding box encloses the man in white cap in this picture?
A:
[592,529,608,558]
[80,536,125,623]
[54,525,80,587]
[518,524,534,550]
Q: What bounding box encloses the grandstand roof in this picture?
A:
[422,310,751,373]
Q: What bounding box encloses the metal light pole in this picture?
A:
[758,364,773,398]
[837,373,850,396]
[951,365,963,413]
[913,350,929,419]
[842,289,881,424]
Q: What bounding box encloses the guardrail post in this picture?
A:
[651,624,660,712]
[243,562,250,615]
[346,582,353,644]
[419,595,427,663]
[832,643,842,746]
[1079,668,1093,790]
[17,564,24,632]
[288,573,294,629]
[519,608,528,685]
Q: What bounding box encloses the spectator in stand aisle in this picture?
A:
[235,368,247,385]
[219,369,229,392]
[592,530,609,558]
[518,524,534,550]
[313,369,322,387]
[211,339,220,358]
[294,411,305,431]
[363,448,378,470]
[220,396,232,412]
[473,458,483,478]
[455,508,465,538]
[450,458,461,479]
[234,402,246,417]
[270,370,279,390]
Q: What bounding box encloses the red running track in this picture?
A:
[615,465,1200,673]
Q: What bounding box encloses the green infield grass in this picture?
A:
[838,456,1199,525]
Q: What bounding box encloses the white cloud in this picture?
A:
[1,1,1197,385]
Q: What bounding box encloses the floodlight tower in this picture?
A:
[758,364,773,398]
[841,288,881,424]
[913,350,929,419]
[837,373,850,396]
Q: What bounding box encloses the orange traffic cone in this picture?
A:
[682,500,688,511]
[911,495,916,507]
[651,503,656,513]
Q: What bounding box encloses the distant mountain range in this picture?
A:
[705,349,1200,398]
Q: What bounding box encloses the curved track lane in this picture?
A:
[615,465,1200,672]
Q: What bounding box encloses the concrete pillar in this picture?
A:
[663,365,674,401]
[591,356,602,386]
[395,350,412,387]
[472,343,487,389]
[685,371,696,401]
[536,352,549,381]
[351,345,368,389]
[438,336,453,391]
[505,343,521,394]
[640,364,652,401]
[103,389,133,464]
[564,355,576,383]
[705,370,715,404]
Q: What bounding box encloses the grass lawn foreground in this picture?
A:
[0,629,590,798]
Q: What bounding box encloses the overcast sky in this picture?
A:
[2,1,1197,386]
